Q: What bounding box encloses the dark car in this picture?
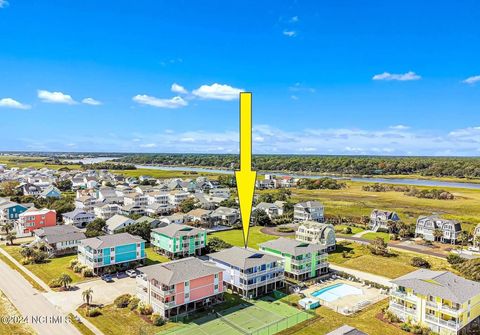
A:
[101,274,113,282]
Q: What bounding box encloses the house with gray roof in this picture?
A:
[296,221,336,251]
[415,215,462,244]
[62,208,95,228]
[77,233,146,273]
[208,247,284,298]
[294,201,324,222]
[136,257,224,318]
[151,224,207,259]
[260,237,329,281]
[33,225,86,255]
[389,269,480,335]
[326,325,367,335]
[105,214,135,234]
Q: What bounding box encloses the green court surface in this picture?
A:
[158,296,312,335]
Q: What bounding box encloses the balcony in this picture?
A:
[426,300,438,308]
[389,302,416,315]
[390,290,417,303]
[425,314,462,331]
[439,304,462,315]
[151,285,175,296]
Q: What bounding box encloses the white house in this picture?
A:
[105,214,135,234]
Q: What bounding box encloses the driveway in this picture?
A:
[44,276,138,313]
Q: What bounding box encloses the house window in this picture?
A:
[185,293,189,299]
[111,247,114,252]
[185,281,189,287]
[111,256,114,261]
[214,284,218,290]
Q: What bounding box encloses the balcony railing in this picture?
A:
[439,304,462,315]
[389,302,416,315]
[425,314,462,330]
[390,290,417,303]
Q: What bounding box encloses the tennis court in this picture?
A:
[158,296,313,335]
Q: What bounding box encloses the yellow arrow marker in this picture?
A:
[235,92,257,248]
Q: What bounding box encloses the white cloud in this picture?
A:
[171,83,188,94]
[372,71,421,81]
[291,95,299,100]
[82,97,102,106]
[290,16,299,23]
[139,143,157,148]
[0,98,31,110]
[192,83,243,101]
[0,0,8,8]
[133,94,188,109]
[283,30,296,37]
[389,125,410,130]
[462,75,480,85]
[38,90,77,104]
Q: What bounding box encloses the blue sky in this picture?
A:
[1,0,480,155]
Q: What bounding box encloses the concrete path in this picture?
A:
[0,247,51,292]
[352,230,371,238]
[0,259,81,335]
[329,264,393,288]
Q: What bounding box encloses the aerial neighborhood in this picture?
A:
[1,162,480,335]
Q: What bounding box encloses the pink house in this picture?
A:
[136,257,224,318]
[16,207,57,237]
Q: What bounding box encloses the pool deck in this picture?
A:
[302,279,387,315]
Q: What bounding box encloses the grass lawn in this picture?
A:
[145,246,170,265]
[0,291,36,335]
[329,241,453,278]
[279,300,405,335]
[291,181,480,232]
[0,250,46,292]
[118,168,220,180]
[68,314,96,335]
[78,304,175,335]
[208,226,277,249]
[362,232,391,242]
[334,224,365,235]
[1,245,83,285]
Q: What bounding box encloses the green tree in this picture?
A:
[368,237,389,256]
[252,209,271,226]
[5,232,16,245]
[54,179,72,192]
[85,218,106,237]
[206,237,232,252]
[179,198,198,213]
[1,222,13,235]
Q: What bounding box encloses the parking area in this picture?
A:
[44,273,138,313]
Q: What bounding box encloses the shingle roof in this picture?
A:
[326,325,367,335]
[391,269,480,304]
[152,224,205,238]
[106,214,134,231]
[137,257,222,285]
[34,225,86,244]
[80,232,144,249]
[208,246,282,269]
[260,237,324,256]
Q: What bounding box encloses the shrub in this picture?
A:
[85,307,101,317]
[446,253,464,265]
[114,294,132,308]
[73,264,85,273]
[31,251,48,263]
[48,279,62,288]
[342,227,352,234]
[69,259,79,268]
[151,313,165,326]
[128,297,140,310]
[401,323,411,332]
[82,268,94,277]
[410,257,431,269]
[137,302,153,315]
[277,226,295,233]
[21,257,31,265]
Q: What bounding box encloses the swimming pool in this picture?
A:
[311,283,363,302]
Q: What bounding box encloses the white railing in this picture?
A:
[425,314,462,330]
[390,290,417,303]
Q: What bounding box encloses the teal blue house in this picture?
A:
[40,186,62,199]
[77,233,146,273]
[0,201,28,221]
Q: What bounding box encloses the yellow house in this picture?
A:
[389,269,480,335]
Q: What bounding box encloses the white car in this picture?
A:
[125,269,137,278]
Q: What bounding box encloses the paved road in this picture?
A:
[0,260,82,335]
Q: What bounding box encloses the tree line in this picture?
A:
[116,154,480,179]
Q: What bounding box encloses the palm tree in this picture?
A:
[58,273,73,290]
[5,232,16,245]
[82,288,93,306]
[20,247,35,258]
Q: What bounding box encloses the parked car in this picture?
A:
[125,269,137,278]
[101,274,113,282]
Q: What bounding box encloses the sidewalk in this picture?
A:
[330,264,393,288]
[0,246,105,335]
[0,246,51,292]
